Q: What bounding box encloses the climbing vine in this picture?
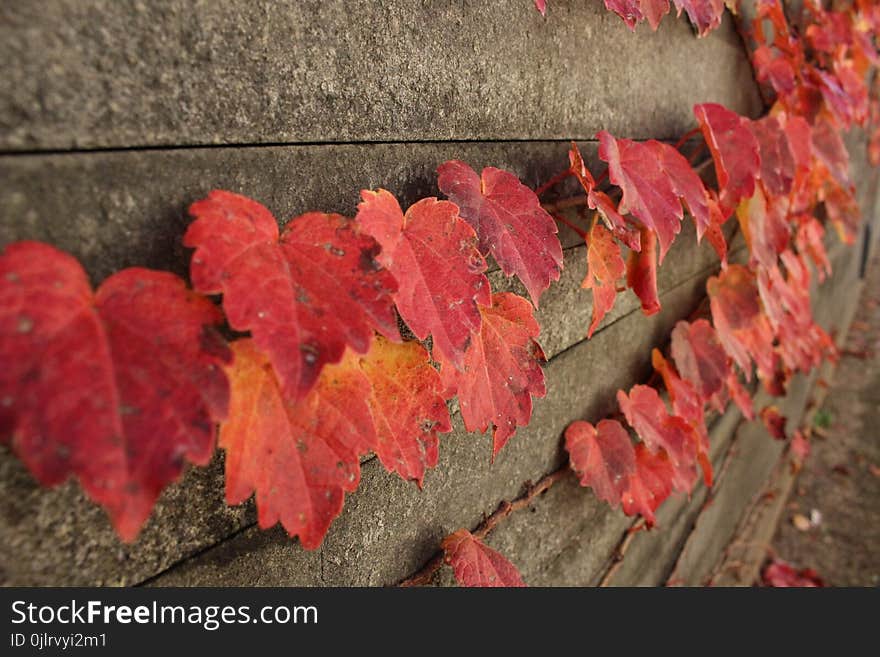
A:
[0,0,877,585]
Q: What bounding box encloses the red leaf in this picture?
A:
[221,340,374,550]
[437,293,546,457]
[811,116,851,187]
[761,559,824,587]
[736,183,790,269]
[569,142,641,251]
[652,349,712,486]
[753,46,797,96]
[694,103,761,212]
[583,222,626,337]
[621,443,675,527]
[750,115,796,196]
[565,419,636,508]
[670,319,729,413]
[791,430,810,461]
[707,264,776,383]
[617,385,700,492]
[359,337,452,487]
[534,0,546,15]
[604,0,671,30]
[598,131,683,260]
[671,0,725,37]
[795,215,831,282]
[185,190,399,400]
[356,189,490,367]
[760,405,787,440]
[437,161,563,306]
[704,191,729,267]
[823,182,861,245]
[646,140,713,241]
[627,227,661,316]
[0,241,230,541]
[442,529,526,587]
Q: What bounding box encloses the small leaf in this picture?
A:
[359,337,452,487]
[221,340,375,550]
[565,419,636,507]
[442,529,526,587]
[627,227,661,316]
[437,293,546,457]
[437,161,563,307]
[620,443,675,527]
[583,222,626,337]
[670,319,729,413]
[356,189,491,367]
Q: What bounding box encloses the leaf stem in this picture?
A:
[535,168,573,196]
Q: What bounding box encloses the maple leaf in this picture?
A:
[355,189,490,368]
[736,183,790,269]
[221,339,375,550]
[185,190,399,400]
[441,529,526,587]
[671,0,725,38]
[620,443,675,527]
[583,222,626,337]
[751,115,796,196]
[670,319,729,413]
[652,349,712,486]
[646,140,713,241]
[569,142,641,251]
[0,241,231,541]
[598,131,683,260]
[694,103,761,212]
[436,161,563,307]
[617,385,700,492]
[811,116,851,187]
[627,227,661,316]
[565,419,636,508]
[707,264,776,383]
[437,292,546,457]
[358,336,451,487]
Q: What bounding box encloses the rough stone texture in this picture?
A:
[0,1,762,151]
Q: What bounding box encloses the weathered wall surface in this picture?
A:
[0,1,875,586]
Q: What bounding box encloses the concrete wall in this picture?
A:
[0,1,875,586]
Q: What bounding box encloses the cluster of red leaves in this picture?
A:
[557,0,876,533]
[0,160,557,546]
[536,0,728,37]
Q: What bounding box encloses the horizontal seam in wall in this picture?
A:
[0,136,604,158]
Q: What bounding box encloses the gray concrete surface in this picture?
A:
[0,1,762,151]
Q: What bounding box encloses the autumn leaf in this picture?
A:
[736,183,790,269]
[437,292,546,457]
[627,227,661,316]
[751,115,796,196]
[437,160,563,306]
[794,215,831,281]
[672,0,725,38]
[565,419,636,508]
[617,385,700,492]
[0,241,230,541]
[647,140,713,241]
[583,222,626,337]
[185,190,399,400]
[694,103,761,212]
[670,319,729,413]
[442,529,526,587]
[569,142,641,251]
[652,349,712,486]
[761,559,824,587]
[221,339,375,550]
[358,337,451,486]
[811,116,851,187]
[707,264,776,383]
[620,443,675,527]
[598,131,683,260]
[823,182,861,244]
[604,0,671,31]
[355,189,490,368]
